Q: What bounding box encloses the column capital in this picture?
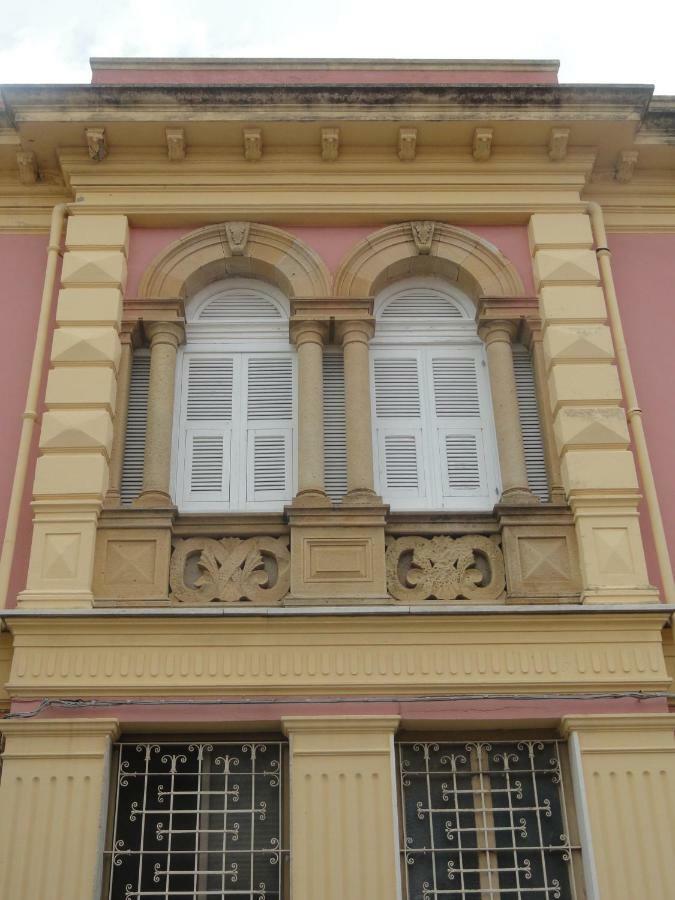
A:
[0,717,121,742]
[478,318,518,345]
[289,318,329,347]
[144,320,185,348]
[335,317,375,345]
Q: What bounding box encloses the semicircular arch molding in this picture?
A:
[138,222,332,300]
[333,222,525,301]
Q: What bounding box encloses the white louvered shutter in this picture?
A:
[429,351,494,507]
[177,354,234,507]
[323,351,347,502]
[120,350,150,505]
[372,352,426,505]
[512,344,549,502]
[244,355,295,505]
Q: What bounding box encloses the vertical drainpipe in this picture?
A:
[0,202,69,607]
[586,201,675,603]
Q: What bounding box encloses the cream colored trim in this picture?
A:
[334,221,525,298]
[5,612,669,698]
[0,203,69,607]
[138,221,331,299]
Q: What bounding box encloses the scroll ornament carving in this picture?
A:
[386,535,505,602]
[170,537,290,604]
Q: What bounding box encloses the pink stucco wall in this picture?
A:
[0,235,51,607]
[610,234,675,591]
[92,67,558,87]
[127,224,535,295]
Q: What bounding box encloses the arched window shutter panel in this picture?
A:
[245,356,294,504]
[323,351,348,502]
[431,352,492,505]
[372,353,426,504]
[120,350,150,505]
[180,355,234,506]
[512,344,550,502]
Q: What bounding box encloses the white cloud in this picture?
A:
[1,0,674,92]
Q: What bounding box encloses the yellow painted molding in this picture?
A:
[560,712,675,740]
[44,365,117,412]
[56,287,123,327]
[0,716,121,740]
[65,213,129,253]
[539,285,608,325]
[4,612,670,697]
[282,715,401,736]
[0,630,11,712]
[528,212,594,251]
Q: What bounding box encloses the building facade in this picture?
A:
[0,57,674,900]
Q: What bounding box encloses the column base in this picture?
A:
[499,487,540,505]
[133,490,175,509]
[289,489,332,508]
[341,488,383,507]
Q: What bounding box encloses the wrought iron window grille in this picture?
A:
[397,739,582,900]
[104,740,287,900]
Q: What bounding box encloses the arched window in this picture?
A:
[173,278,296,512]
[121,278,297,512]
[368,277,502,511]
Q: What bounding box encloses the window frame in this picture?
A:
[370,277,502,513]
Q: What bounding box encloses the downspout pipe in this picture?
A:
[0,202,69,607]
[586,201,675,603]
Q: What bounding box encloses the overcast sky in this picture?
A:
[2,0,674,92]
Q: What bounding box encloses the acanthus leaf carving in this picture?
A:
[386,535,505,603]
[170,536,290,604]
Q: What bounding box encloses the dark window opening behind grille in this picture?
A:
[105,740,287,900]
[397,739,581,900]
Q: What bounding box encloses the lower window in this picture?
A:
[397,739,582,900]
[105,740,287,900]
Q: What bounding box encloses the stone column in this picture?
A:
[525,321,565,503]
[282,716,401,900]
[290,319,330,506]
[0,718,120,900]
[104,320,140,507]
[135,321,184,508]
[336,319,377,504]
[479,319,536,504]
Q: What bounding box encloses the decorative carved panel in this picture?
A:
[385,535,505,602]
[170,536,290,604]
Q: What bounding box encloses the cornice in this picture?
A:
[1,83,654,124]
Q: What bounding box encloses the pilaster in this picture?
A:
[0,717,120,900]
[529,213,657,603]
[560,714,675,900]
[19,214,128,608]
[282,716,401,900]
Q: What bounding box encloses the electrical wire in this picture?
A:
[2,690,668,720]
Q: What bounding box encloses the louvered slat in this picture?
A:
[444,433,483,494]
[323,352,348,502]
[380,287,464,319]
[186,357,233,421]
[198,287,283,320]
[120,351,150,505]
[246,432,291,501]
[373,357,421,417]
[247,357,293,420]
[383,434,420,490]
[432,357,480,418]
[189,434,227,495]
[512,345,549,502]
